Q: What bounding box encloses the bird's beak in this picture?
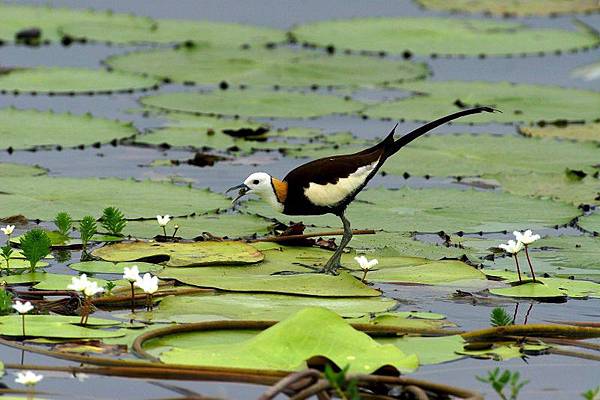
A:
[226,183,250,203]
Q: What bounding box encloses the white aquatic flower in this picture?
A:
[513,230,540,245]
[123,265,140,282]
[15,370,43,386]
[67,274,90,292]
[156,215,171,227]
[499,239,524,255]
[83,281,104,297]
[354,255,379,271]
[1,225,15,235]
[134,273,159,294]
[12,300,34,314]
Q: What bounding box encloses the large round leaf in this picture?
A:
[417,0,600,16]
[364,259,486,285]
[580,213,600,234]
[378,335,465,365]
[0,162,46,177]
[0,176,230,220]
[106,47,428,87]
[365,81,600,123]
[157,307,419,374]
[0,67,160,94]
[140,90,365,119]
[69,261,163,275]
[520,123,600,142]
[92,241,264,266]
[134,292,397,323]
[0,108,138,150]
[291,18,598,56]
[0,315,123,339]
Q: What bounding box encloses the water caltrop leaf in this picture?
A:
[378,335,465,365]
[458,344,549,361]
[0,67,160,94]
[157,307,419,373]
[141,90,365,119]
[0,176,231,220]
[106,47,429,87]
[365,81,600,123]
[520,123,600,142]
[489,281,568,300]
[0,315,123,339]
[0,108,138,150]
[291,18,598,56]
[69,261,163,275]
[365,259,486,285]
[92,241,264,266]
[133,292,397,323]
[417,0,600,16]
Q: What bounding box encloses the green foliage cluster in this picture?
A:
[54,211,73,236]
[582,386,600,400]
[490,307,513,327]
[324,365,360,400]
[100,207,127,236]
[79,216,97,250]
[477,368,529,400]
[0,287,13,315]
[20,229,52,273]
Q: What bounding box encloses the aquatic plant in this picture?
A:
[0,287,13,315]
[100,206,127,236]
[499,239,524,282]
[54,211,73,236]
[513,230,540,282]
[134,272,159,311]
[354,255,378,283]
[156,214,171,236]
[20,229,52,273]
[490,307,512,327]
[79,216,97,251]
[12,300,34,336]
[67,274,104,325]
[1,224,15,274]
[582,386,600,400]
[15,370,43,387]
[123,264,141,314]
[324,364,360,400]
[477,368,529,400]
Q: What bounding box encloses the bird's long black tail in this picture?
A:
[385,106,497,157]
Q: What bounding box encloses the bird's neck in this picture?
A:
[265,177,287,212]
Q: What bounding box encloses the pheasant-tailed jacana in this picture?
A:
[228,107,495,274]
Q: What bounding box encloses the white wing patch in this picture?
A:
[304,161,378,207]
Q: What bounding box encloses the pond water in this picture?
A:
[1,1,599,399]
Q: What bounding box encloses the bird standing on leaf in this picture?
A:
[228,107,495,274]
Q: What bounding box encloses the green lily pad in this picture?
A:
[291,18,598,56]
[489,281,568,300]
[106,47,428,87]
[129,292,397,323]
[246,187,579,233]
[365,259,486,285]
[69,261,163,275]
[60,18,284,46]
[92,241,264,267]
[157,307,419,373]
[348,312,453,330]
[520,123,600,142]
[365,81,600,123]
[378,335,465,365]
[0,67,160,94]
[0,176,230,220]
[0,4,153,42]
[458,344,549,361]
[0,163,46,177]
[0,108,138,150]
[1,272,107,290]
[417,0,600,16]
[141,90,364,119]
[123,214,273,239]
[0,315,123,339]
[580,213,600,233]
[0,259,49,271]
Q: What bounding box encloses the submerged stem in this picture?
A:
[130,282,135,314]
[524,245,536,282]
[513,254,522,281]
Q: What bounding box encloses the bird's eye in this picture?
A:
[252,179,259,185]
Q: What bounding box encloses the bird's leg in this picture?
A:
[321,213,352,275]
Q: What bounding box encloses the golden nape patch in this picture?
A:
[271,177,288,204]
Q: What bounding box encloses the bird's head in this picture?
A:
[227,172,287,212]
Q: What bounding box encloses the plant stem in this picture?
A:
[361,270,368,283]
[513,254,522,282]
[21,314,25,337]
[130,282,135,314]
[524,245,536,282]
[162,226,167,237]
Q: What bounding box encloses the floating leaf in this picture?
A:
[92,241,264,267]
[365,81,600,123]
[348,312,453,330]
[378,335,465,365]
[417,0,600,16]
[580,213,600,234]
[0,315,122,339]
[0,68,160,94]
[0,176,230,220]
[1,272,107,290]
[0,108,138,150]
[364,259,486,285]
[157,307,419,373]
[131,292,396,323]
[458,344,549,360]
[246,187,579,233]
[107,47,428,87]
[60,18,284,46]
[0,163,46,177]
[520,123,600,142]
[292,18,598,56]
[141,90,364,119]
[69,261,163,275]
[0,259,49,271]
